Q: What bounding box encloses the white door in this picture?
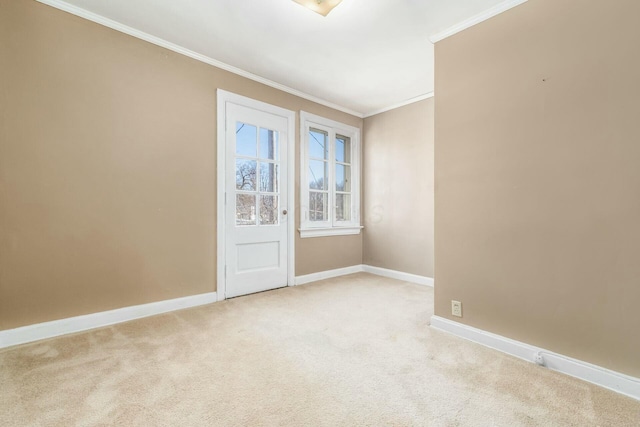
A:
[224,102,289,298]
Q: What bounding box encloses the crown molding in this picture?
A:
[363,92,434,118]
[36,0,365,118]
[34,0,531,120]
[429,0,528,43]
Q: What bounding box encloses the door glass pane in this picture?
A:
[336,194,351,222]
[336,135,351,163]
[309,128,328,159]
[236,194,256,226]
[309,160,327,190]
[335,164,351,192]
[236,159,257,191]
[260,128,279,160]
[236,123,257,157]
[259,162,278,193]
[260,195,279,225]
[309,191,328,221]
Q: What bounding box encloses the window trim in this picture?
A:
[299,111,362,238]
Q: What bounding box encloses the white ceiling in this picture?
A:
[44,0,518,117]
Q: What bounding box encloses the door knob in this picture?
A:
[282,210,288,215]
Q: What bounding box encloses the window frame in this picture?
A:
[299,111,362,238]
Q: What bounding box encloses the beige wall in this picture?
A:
[363,100,434,277]
[435,0,640,377]
[0,0,362,330]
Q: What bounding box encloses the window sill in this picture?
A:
[298,226,363,238]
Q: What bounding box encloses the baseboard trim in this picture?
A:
[0,292,217,349]
[295,265,434,287]
[430,316,640,401]
[2,264,431,348]
[295,265,364,285]
[362,265,434,287]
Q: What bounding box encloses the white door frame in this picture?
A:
[216,89,296,301]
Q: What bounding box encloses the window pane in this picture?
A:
[236,194,256,226]
[336,194,351,222]
[335,164,351,192]
[236,159,257,191]
[309,191,328,222]
[259,162,278,193]
[260,128,279,160]
[309,160,327,190]
[260,195,279,225]
[336,135,351,163]
[309,128,328,159]
[236,123,257,157]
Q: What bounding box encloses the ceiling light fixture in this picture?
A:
[292,0,343,17]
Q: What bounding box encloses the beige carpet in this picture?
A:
[1,273,638,426]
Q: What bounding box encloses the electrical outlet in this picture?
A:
[451,300,462,317]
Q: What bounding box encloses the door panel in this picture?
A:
[225,103,289,298]
[237,242,280,271]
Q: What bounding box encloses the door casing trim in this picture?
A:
[216,89,296,301]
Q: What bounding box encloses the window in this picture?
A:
[235,123,280,227]
[299,111,362,238]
